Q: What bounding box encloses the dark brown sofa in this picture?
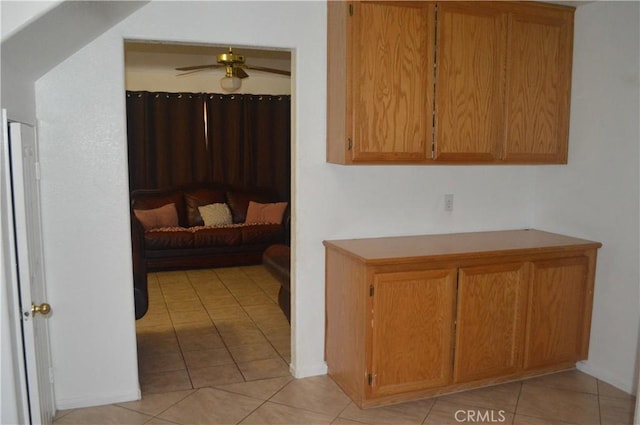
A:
[262,244,291,323]
[131,183,288,319]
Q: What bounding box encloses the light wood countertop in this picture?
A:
[323,229,602,265]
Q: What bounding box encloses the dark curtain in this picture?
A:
[206,94,291,200]
[126,91,291,201]
[126,91,209,191]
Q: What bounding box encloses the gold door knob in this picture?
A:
[31,303,51,316]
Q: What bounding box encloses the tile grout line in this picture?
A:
[133,267,293,423]
[206,269,266,384]
[421,397,438,424]
[138,274,192,394]
[510,382,523,425]
[188,267,290,385]
[596,379,603,425]
[332,399,355,423]
[216,267,291,368]
[242,267,292,364]
[115,388,194,422]
[255,374,335,419]
[188,269,258,386]
[165,276,196,392]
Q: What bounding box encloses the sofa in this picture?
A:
[262,244,291,323]
[131,183,289,319]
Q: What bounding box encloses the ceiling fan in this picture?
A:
[175,47,291,92]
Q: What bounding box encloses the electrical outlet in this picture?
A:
[444,194,454,212]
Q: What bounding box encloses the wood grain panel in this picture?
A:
[325,249,368,405]
[524,257,588,369]
[351,1,434,162]
[504,6,573,162]
[580,250,598,359]
[326,1,349,164]
[324,230,600,408]
[368,269,456,397]
[323,229,601,266]
[454,263,528,382]
[434,3,506,161]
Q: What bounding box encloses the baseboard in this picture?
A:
[289,361,328,379]
[577,361,636,395]
[56,388,141,410]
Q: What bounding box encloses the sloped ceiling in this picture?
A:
[1,0,589,85]
[1,1,63,41]
[1,1,148,82]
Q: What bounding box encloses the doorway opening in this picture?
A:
[123,40,293,393]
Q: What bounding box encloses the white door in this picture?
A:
[5,116,55,424]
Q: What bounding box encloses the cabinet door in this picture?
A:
[350,1,435,162]
[433,2,506,162]
[368,269,456,397]
[454,263,528,383]
[503,5,573,163]
[524,257,588,369]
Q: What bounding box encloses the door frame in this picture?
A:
[2,111,56,424]
[1,109,31,424]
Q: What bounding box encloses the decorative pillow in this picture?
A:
[133,203,179,230]
[198,203,233,226]
[226,190,275,223]
[245,201,288,224]
[184,188,227,226]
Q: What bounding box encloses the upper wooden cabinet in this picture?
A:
[327,1,574,165]
[328,1,435,163]
[504,5,574,162]
[434,2,506,162]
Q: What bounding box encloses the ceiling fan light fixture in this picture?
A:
[220,75,242,92]
[175,47,290,89]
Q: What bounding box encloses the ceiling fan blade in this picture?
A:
[235,67,249,79]
[175,64,223,71]
[177,69,209,77]
[243,65,291,76]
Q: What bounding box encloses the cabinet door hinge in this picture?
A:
[431,2,439,161]
[348,138,353,150]
[349,3,354,16]
[431,128,435,160]
[369,284,374,296]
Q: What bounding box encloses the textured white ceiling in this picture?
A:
[124,41,291,75]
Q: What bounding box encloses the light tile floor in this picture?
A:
[54,266,636,425]
[134,266,291,394]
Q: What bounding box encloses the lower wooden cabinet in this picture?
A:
[524,257,590,369]
[324,230,601,408]
[454,262,528,383]
[370,269,456,397]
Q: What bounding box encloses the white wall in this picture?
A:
[533,1,640,393]
[126,69,291,94]
[35,36,141,408]
[34,0,538,408]
[1,61,37,125]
